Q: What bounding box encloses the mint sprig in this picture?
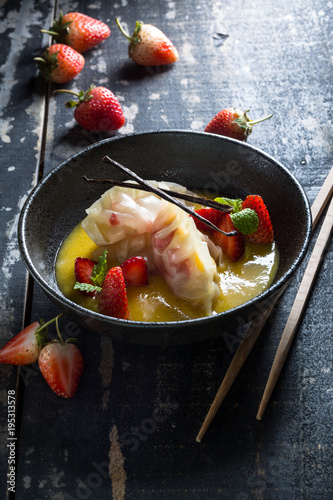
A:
[214,196,243,214]
[230,208,259,235]
[214,196,259,235]
[74,282,102,293]
[90,250,108,287]
[73,250,108,294]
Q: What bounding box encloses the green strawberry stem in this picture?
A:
[37,314,63,333]
[34,57,48,63]
[55,315,64,344]
[35,313,63,346]
[40,29,59,36]
[248,113,273,125]
[40,12,72,40]
[53,86,94,108]
[55,315,78,345]
[115,17,142,44]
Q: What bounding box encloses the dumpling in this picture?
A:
[82,181,190,268]
[82,184,161,247]
[151,200,221,314]
[82,181,188,240]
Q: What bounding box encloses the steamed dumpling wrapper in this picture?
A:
[151,200,221,314]
[82,181,188,247]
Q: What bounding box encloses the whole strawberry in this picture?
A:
[116,18,178,66]
[35,44,85,83]
[98,267,129,319]
[205,108,272,141]
[55,85,125,132]
[41,11,111,53]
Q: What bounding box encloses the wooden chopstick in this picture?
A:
[196,166,333,441]
[101,155,236,236]
[196,285,288,442]
[256,193,333,419]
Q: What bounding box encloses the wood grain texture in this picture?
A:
[1,0,332,499]
[0,1,54,498]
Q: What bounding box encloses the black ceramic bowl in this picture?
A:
[18,131,312,345]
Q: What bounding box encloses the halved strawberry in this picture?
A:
[0,317,59,366]
[242,195,274,244]
[0,322,42,365]
[98,267,129,319]
[75,257,97,283]
[39,341,84,398]
[121,256,148,286]
[212,214,245,261]
[75,257,98,296]
[192,208,225,234]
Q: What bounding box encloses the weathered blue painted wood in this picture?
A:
[0,0,55,498]
[1,0,332,498]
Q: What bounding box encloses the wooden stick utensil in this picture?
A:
[101,156,236,236]
[83,176,233,213]
[256,193,333,419]
[196,165,333,441]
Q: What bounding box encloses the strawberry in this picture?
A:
[116,18,178,66]
[98,267,129,319]
[74,257,98,296]
[35,44,85,84]
[204,108,272,141]
[121,256,148,286]
[0,316,60,366]
[41,11,111,53]
[55,85,125,132]
[75,257,97,283]
[39,340,84,398]
[242,195,274,244]
[191,208,225,234]
[212,214,245,261]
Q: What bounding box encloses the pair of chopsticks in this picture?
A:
[196,165,333,442]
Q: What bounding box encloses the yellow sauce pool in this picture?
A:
[55,222,279,322]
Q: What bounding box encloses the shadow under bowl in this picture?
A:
[18,130,312,346]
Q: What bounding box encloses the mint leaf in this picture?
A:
[74,282,102,293]
[215,196,243,213]
[90,250,108,287]
[230,208,259,235]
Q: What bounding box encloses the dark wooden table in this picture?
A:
[1,0,332,499]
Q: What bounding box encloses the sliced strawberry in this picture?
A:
[98,267,129,319]
[0,322,43,365]
[39,341,84,398]
[212,214,245,261]
[121,256,148,286]
[192,208,225,234]
[242,195,274,244]
[75,257,98,296]
[75,257,97,283]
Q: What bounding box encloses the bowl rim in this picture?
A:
[18,129,312,331]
